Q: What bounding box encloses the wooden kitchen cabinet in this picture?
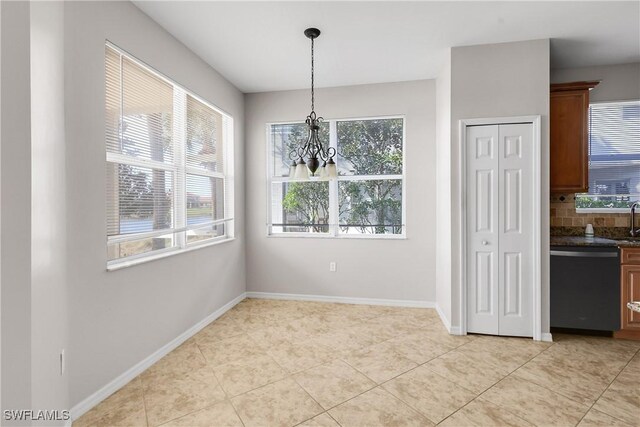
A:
[615,247,640,340]
[550,81,599,193]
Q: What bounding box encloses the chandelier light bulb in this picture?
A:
[295,158,309,180]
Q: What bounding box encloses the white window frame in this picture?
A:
[266,115,406,239]
[576,99,640,213]
[106,42,235,271]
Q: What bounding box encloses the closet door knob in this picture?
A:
[482,240,489,246]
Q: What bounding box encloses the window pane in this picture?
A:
[186,174,224,226]
[270,181,329,233]
[106,47,174,164]
[270,122,329,177]
[106,163,173,236]
[577,101,640,209]
[186,95,224,173]
[337,118,403,176]
[108,233,175,261]
[339,179,403,235]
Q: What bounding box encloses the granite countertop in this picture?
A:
[617,239,640,248]
[551,236,618,247]
[551,235,640,248]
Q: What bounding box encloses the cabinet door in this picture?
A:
[550,90,589,193]
[621,265,640,331]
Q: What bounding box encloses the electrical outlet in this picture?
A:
[60,349,65,376]
[329,262,337,272]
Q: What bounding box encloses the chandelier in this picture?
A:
[289,28,337,180]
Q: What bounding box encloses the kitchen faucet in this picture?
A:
[632,202,640,237]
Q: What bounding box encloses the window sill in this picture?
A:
[575,208,633,214]
[106,237,235,271]
[267,233,407,240]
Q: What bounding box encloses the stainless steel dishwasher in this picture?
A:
[550,246,620,331]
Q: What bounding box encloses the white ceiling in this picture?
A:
[133,1,640,93]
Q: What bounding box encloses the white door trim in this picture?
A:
[459,116,542,340]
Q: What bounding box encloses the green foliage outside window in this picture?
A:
[575,195,636,209]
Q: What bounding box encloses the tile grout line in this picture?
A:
[474,338,640,427]
[288,374,333,425]
[139,377,151,427]
[282,318,480,424]
[518,338,637,408]
[366,335,484,425]
[226,396,247,427]
[202,305,388,426]
[573,344,640,426]
[229,302,410,426]
[196,334,248,427]
[439,340,559,426]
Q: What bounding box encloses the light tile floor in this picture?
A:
[73,299,640,427]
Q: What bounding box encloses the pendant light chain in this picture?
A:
[311,36,315,113]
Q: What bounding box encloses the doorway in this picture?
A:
[460,117,542,339]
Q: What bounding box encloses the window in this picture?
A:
[268,117,405,237]
[106,44,234,268]
[576,100,640,211]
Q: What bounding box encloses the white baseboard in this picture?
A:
[434,303,452,333]
[245,291,435,309]
[541,332,553,342]
[68,292,247,423]
[449,326,463,335]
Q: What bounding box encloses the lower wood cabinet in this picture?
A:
[615,248,640,340]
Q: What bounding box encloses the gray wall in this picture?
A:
[551,63,640,102]
[1,1,32,421]
[63,1,245,406]
[30,1,69,421]
[447,40,551,332]
[245,80,436,303]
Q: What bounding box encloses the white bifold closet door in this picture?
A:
[466,123,533,337]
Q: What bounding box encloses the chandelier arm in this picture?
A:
[304,132,315,155]
[296,142,307,159]
[311,133,322,158]
[316,139,329,162]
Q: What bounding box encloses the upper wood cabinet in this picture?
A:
[550,81,599,193]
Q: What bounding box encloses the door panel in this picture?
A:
[475,170,494,233]
[503,252,521,316]
[476,252,494,313]
[498,123,533,337]
[467,125,499,334]
[503,169,521,234]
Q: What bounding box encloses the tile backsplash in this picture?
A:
[550,193,635,238]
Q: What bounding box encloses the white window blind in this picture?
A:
[576,100,640,210]
[105,44,234,267]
